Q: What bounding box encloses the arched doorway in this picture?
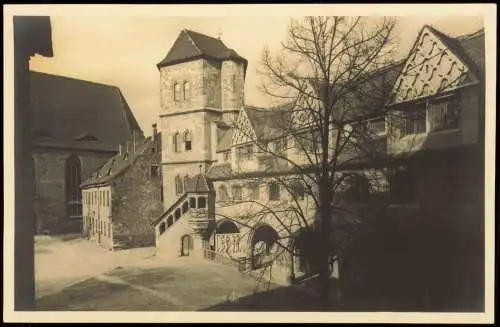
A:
[215,220,241,255]
[180,234,193,256]
[250,224,279,269]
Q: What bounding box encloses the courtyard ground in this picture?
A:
[35,235,322,311]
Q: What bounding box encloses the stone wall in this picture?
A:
[111,147,163,249]
[33,148,111,234]
[221,60,245,110]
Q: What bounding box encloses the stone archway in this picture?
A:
[249,224,279,269]
[213,220,241,256]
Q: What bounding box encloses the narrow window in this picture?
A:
[173,132,181,153]
[198,197,206,209]
[269,182,280,201]
[218,185,229,202]
[175,175,184,195]
[65,155,82,218]
[183,81,190,100]
[248,183,260,201]
[292,181,305,201]
[184,130,193,151]
[174,82,181,101]
[231,185,242,201]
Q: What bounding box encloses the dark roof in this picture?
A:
[30,71,143,152]
[157,29,248,70]
[216,128,234,152]
[184,173,211,193]
[243,105,294,141]
[425,25,484,76]
[342,61,404,120]
[80,138,153,187]
[206,163,233,180]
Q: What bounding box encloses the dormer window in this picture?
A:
[75,133,99,142]
[123,152,129,160]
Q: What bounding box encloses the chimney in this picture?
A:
[152,123,158,143]
[119,144,122,155]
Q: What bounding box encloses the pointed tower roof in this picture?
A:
[157,29,248,71]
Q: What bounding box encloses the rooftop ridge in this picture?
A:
[30,70,121,90]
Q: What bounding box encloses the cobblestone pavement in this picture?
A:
[35,235,320,311]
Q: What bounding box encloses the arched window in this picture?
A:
[173,132,181,153]
[184,130,193,151]
[159,222,166,235]
[65,155,82,218]
[218,185,228,202]
[183,81,190,100]
[231,185,242,201]
[175,175,183,194]
[174,82,181,101]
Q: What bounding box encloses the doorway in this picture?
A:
[181,234,193,256]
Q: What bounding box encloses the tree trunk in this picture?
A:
[318,177,332,310]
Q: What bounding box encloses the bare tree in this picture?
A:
[208,17,474,310]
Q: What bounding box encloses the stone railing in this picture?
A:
[203,249,249,272]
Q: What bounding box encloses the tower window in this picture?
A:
[173,132,181,153]
[183,175,189,192]
[175,175,184,194]
[174,82,181,101]
[184,130,193,151]
[183,81,190,100]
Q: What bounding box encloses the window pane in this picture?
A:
[232,185,242,201]
[269,183,280,201]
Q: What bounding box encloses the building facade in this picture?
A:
[30,72,143,234]
[81,129,163,250]
[151,26,485,289]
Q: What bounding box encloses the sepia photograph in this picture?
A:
[3,4,496,324]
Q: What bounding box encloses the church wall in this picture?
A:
[33,149,111,234]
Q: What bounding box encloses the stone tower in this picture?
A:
[157,29,247,208]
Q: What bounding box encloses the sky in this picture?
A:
[28,9,484,137]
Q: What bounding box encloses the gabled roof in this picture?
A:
[427,26,485,76]
[243,105,294,141]
[387,26,485,106]
[30,71,143,152]
[80,138,154,188]
[216,128,234,152]
[184,173,211,193]
[157,29,248,71]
